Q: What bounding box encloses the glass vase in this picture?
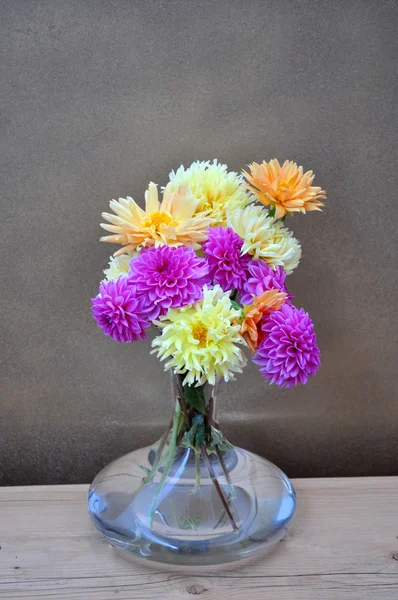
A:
[88,372,296,566]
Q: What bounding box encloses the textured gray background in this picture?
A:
[1,0,397,485]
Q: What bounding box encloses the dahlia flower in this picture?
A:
[240,260,290,305]
[100,182,213,255]
[91,277,150,343]
[128,246,210,320]
[227,205,301,274]
[203,226,250,292]
[243,159,326,218]
[254,304,320,388]
[240,289,287,353]
[164,160,253,226]
[152,285,246,386]
[103,252,135,281]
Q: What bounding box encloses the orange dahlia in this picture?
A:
[100,183,213,256]
[242,159,326,218]
[240,289,287,353]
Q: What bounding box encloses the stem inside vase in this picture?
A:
[147,371,238,532]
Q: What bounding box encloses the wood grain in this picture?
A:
[0,478,397,599]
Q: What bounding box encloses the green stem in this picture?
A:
[149,402,183,527]
[206,396,214,435]
[194,449,201,493]
[181,380,238,530]
[143,435,170,484]
[145,417,173,480]
[215,444,236,500]
[178,395,191,429]
[200,443,238,531]
[207,391,236,500]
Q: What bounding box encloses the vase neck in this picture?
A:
[169,371,222,423]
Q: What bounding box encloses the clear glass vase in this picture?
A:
[88,373,296,566]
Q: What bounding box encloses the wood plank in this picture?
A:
[0,478,397,599]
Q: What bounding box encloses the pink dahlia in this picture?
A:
[240,260,291,305]
[202,226,250,292]
[254,304,320,388]
[91,276,150,343]
[128,246,210,320]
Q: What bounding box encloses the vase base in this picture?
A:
[88,445,296,566]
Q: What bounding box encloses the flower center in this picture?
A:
[277,179,294,194]
[144,211,174,230]
[191,323,208,346]
[156,259,169,274]
[203,189,223,210]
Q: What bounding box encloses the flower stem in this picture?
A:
[200,443,238,531]
[178,396,191,429]
[178,382,237,531]
[194,449,201,493]
[214,445,236,499]
[206,396,214,434]
[143,424,171,485]
[148,402,183,527]
[206,390,236,500]
[151,416,172,465]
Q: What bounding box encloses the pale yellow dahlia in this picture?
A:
[227,205,301,274]
[103,252,135,281]
[164,160,253,226]
[151,285,247,386]
[243,159,326,218]
[100,183,213,256]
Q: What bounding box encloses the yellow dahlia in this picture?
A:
[103,252,135,281]
[164,160,253,226]
[151,285,247,386]
[243,159,326,218]
[227,205,301,274]
[100,182,213,256]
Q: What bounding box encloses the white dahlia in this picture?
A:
[164,160,253,226]
[227,205,301,274]
[103,252,135,281]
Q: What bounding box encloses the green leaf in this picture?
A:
[180,424,197,448]
[179,435,190,449]
[211,427,223,446]
[281,215,286,223]
[230,299,242,312]
[195,421,206,447]
[191,414,205,447]
[267,205,276,218]
[183,383,206,414]
[211,426,233,452]
[180,415,206,449]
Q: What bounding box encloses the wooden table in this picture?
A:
[0,477,397,599]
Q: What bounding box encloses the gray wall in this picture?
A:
[1,0,397,485]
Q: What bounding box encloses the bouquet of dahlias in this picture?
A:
[91,159,324,526]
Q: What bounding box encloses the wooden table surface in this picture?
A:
[0,477,397,599]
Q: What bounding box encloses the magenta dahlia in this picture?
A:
[202,226,250,291]
[128,246,210,320]
[254,304,320,388]
[240,260,291,305]
[91,276,150,343]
